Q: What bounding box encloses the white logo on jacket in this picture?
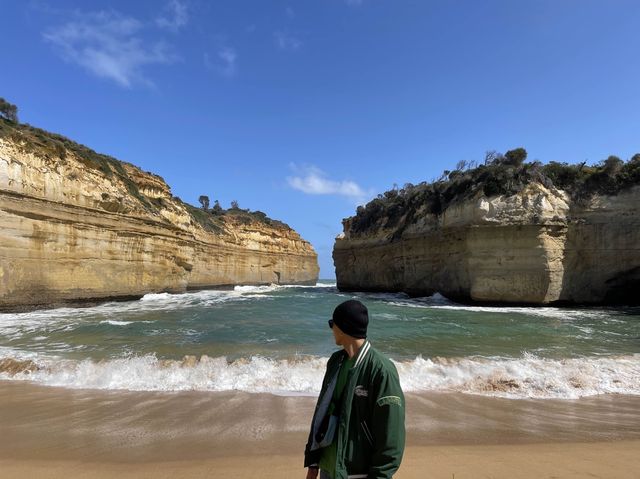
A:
[354,385,369,397]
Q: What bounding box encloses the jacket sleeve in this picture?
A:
[304,435,322,468]
[368,363,405,479]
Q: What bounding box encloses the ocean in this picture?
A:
[1,281,639,399]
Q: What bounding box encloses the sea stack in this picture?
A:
[0,119,319,311]
[333,152,640,305]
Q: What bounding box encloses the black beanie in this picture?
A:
[332,299,369,339]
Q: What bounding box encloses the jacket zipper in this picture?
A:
[361,420,374,446]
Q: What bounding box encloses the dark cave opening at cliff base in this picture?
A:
[603,268,640,306]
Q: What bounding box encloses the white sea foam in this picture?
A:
[0,283,330,331]
[233,284,279,294]
[395,353,640,399]
[0,351,326,394]
[100,320,134,326]
[429,303,614,321]
[140,292,174,302]
[1,349,638,399]
[373,292,624,322]
[281,282,337,289]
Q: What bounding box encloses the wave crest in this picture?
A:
[1,351,638,399]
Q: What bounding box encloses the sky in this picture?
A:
[2,0,640,278]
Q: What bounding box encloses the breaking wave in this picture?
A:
[100,320,135,326]
[1,350,638,399]
[0,282,334,334]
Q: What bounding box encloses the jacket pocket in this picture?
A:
[315,414,339,448]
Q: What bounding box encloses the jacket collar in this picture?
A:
[352,339,371,369]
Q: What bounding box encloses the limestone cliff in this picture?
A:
[0,120,319,311]
[334,180,640,305]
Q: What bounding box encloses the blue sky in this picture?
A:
[2,0,640,278]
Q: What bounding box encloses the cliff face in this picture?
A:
[0,123,318,311]
[334,183,640,305]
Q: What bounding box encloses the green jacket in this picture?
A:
[305,340,406,479]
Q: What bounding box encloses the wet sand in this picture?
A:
[2,442,639,479]
[1,381,639,478]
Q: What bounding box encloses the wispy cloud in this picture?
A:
[155,0,189,32]
[346,0,365,6]
[43,10,177,88]
[274,31,302,51]
[285,7,295,19]
[204,47,237,77]
[287,164,371,203]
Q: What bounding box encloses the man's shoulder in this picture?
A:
[364,344,404,398]
[365,343,398,375]
[328,349,346,364]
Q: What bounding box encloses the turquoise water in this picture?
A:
[1,282,639,398]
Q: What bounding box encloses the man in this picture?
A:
[304,299,405,479]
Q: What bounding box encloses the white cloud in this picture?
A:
[346,0,364,5]
[156,0,189,31]
[205,47,237,77]
[218,47,237,76]
[274,31,302,51]
[43,10,176,88]
[287,165,370,203]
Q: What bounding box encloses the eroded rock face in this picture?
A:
[333,183,640,305]
[0,134,318,311]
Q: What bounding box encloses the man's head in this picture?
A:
[329,299,369,345]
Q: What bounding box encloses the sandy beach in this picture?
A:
[1,381,639,478]
[2,442,640,479]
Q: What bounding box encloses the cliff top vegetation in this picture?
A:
[0,116,287,232]
[0,98,18,123]
[348,148,640,237]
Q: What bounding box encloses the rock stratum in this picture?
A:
[334,168,640,305]
[0,120,318,311]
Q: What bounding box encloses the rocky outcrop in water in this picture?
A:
[0,120,318,311]
[334,182,640,305]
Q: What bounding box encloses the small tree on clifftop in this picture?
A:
[198,195,210,210]
[0,98,18,122]
[212,200,223,214]
[603,155,623,176]
[503,148,527,167]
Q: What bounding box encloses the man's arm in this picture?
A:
[304,354,338,469]
[368,365,406,479]
[304,441,322,468]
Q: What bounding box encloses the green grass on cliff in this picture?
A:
[183,202,290,234]
[0,118,117,175]
[0,118,288,233]
[0,118,155,210]
[349,148,640,236]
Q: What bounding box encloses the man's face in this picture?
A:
[331,322,346,346]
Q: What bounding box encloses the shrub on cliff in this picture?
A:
[0,117,158,212]
[0,98,18,123]
[198,195,210,210]
[1,115,292,238]
[347,148,640,237]
[224,207,288,229]
[503,147,527,167]
[619,154,640,188]
[185,197,287,232]
[211,200,224,215]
